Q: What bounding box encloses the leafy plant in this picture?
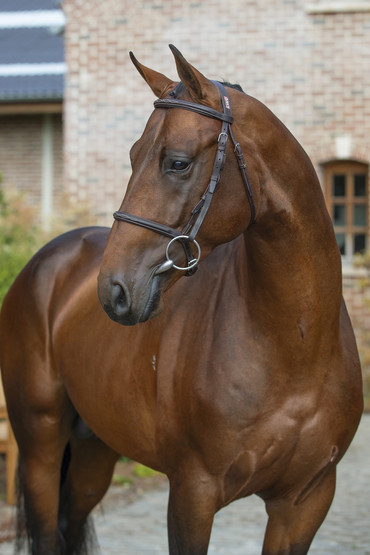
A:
[111,474,133,487]
[133,463,159,478]
[0,177,97,308]
[0,179,44,306]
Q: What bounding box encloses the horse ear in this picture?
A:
[169,44,218,104]
[129,52,174,98]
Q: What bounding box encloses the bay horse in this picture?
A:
[0,45,363,555]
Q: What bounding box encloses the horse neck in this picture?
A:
[238,100,342,349]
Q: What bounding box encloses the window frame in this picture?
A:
[324,160,369,265]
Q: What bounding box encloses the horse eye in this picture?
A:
[171,160,190,172]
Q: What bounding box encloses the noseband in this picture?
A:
[113,81,256,276]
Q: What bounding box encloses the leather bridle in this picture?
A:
[113,81,256,276]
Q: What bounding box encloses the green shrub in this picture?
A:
[0,177,97,309]
[0,181,44,306]
[133,463,158,478]
[111,474,133,486]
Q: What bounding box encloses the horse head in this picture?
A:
[98,45,258,325]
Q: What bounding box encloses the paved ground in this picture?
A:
[1,414,369,554]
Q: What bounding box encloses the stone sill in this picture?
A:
[306,1,370,13]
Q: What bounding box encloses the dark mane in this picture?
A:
[222,81,244,92]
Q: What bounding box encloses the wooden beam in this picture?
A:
[0,102,63,115]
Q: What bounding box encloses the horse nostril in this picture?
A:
[111,280,131,317]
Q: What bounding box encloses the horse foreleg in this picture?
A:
[58,426,119,554]
[261,469,336,555]
[167,471,220,555]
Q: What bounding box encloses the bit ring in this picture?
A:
[165,235,201,271]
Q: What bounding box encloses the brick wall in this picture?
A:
[0,113,63,209]
[62,0,370,223]
[343,274,370,395]
[343,275,370,333]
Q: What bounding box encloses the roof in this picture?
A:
[0,1,65,102]
[0,1,61,10]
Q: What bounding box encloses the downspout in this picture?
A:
[41,113,53,231]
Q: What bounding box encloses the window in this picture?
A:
[324,161,369,262]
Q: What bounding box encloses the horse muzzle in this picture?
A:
[97,272,164,326]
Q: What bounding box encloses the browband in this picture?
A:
[154,98,234,124]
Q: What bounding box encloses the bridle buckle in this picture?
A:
[218,131,228,143]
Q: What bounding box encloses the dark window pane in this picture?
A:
[333,204,346,226]
[335,233,346,255]
[354,234,366,253]
[353,204,367,227]
[332,175,346,197]
[354,174,367,197]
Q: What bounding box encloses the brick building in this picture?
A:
[2,1,369,259]
[62,0,370,260]
[0,0,65,228]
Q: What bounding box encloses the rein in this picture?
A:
[113,81,256,276]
